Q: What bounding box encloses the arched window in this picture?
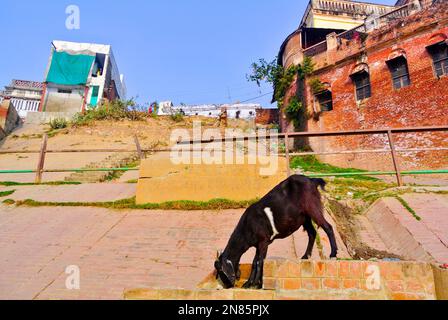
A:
[315,90,333,112]
[352,72,371,101]
[350,63,371,101]
[387,56,410,89]
[428,42,448,78]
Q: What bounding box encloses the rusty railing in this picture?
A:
[179,125,448,186]
[0,126,447,186]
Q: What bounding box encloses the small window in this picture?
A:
[387,57,410,89]
[428,42,448,78]
[352,72,371,101]
[315,90,333,112]
[58,89,72,94]
[92,53,106,77]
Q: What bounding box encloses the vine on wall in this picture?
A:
[309,78,325,94]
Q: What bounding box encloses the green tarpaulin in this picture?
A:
[46,51,95,86]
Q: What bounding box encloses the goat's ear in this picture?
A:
[214,260,221,270]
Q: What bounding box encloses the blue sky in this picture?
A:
[0,0,396,108]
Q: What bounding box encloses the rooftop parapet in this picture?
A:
[300,0,396,29]
[302,0,424,58]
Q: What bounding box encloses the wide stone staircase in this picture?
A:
[65,152,139,183]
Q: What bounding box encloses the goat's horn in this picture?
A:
[216,250,220,260]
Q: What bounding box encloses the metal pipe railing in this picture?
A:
[0,126,446,186]
[176,125,448,187]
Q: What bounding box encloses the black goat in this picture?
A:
[214,175,337,289]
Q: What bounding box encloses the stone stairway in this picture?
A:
[65,152,139,183]
[366,195,448,264]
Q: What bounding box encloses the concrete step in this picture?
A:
[366,196,448,264]
[65,153,138,183]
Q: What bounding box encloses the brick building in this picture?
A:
[277,0,448,171]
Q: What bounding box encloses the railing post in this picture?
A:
[35,134,48,184]
[134,135,145,160]
[285,133,291,178]
[387,130,403,186]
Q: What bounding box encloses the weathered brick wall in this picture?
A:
[282,3,448,170]
[263,260,436,300]
[256,109,279,125]
[125,260,441,300]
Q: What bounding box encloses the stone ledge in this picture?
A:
[125,259,443,300]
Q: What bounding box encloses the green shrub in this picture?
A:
[49,118,68,130]
[309,78,325,94]
[71,99,145,126]
[285,97,303,117]
[247,56,314,108]
[170,111,184,122]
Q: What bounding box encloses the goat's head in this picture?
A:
[214,251,236,289]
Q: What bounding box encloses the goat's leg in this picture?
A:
[243,250,260,289]
[302,218,317,260]
[315,218,338,259]
[236,265,242,281]
[252,242,269,289]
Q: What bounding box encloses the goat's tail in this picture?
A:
[311,178,327,191]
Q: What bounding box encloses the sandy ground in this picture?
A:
[0,117,255,183]
[0,183,136,203]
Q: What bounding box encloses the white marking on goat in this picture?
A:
[264,208,279,241]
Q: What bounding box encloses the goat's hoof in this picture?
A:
[330,256,337,261]
[301,255,310,260]
[253,283,263,290]
[243,281,262,290]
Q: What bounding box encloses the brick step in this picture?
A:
[125,259,447,300]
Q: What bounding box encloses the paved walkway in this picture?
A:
[0,204,349,300]
[0,183,136,203]
[0,206,296,300]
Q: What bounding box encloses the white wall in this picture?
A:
[10,99,40,118]
[109,50,126,100]
[158,104,260,119]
